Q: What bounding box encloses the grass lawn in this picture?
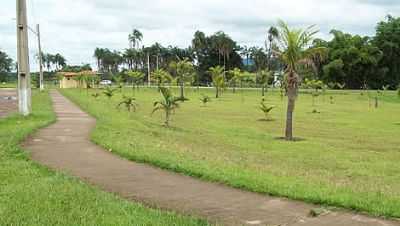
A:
[61,87,400,218]
[0,90,209,226]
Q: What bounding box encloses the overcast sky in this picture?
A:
[1,0,399,71]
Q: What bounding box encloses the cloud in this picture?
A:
[0,0,399,71]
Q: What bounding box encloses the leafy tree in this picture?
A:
[152,87,181,127]
[0,50,13,82]
[374,15,400,88]
[209,66,225,98]
[117,95,138,112]
[317,30,384,89]
[275,20,327,140]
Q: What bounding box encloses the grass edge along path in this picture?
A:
[59,88,400,220]
[0,90,210,226]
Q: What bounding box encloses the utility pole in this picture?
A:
[36,24,44,91]
[147,52,150,87]
[16,0,31,116]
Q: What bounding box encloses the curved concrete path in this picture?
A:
[23,91,400,226]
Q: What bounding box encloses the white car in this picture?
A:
[100,80,112,85]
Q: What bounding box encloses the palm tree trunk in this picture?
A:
[165,110,170,127]
[262,86,265,96]
[285,88,296,140]
[215,86,219,98]
[180,82,185,100]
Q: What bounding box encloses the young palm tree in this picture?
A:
[259,100,275,121]
[152,87,181,127]
[257,70,272,96]
[176,58,195,101]
[200,94,211,106]
[127,70,144,91]
[103,86,117,100]
[209,66,225,98]
[228,68,242,93]
[117,95,138,112]
[275,20,327,140]
[397,84,400,98]
[151,69,173,87]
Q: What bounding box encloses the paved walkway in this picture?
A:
[0,89,17,118]
[23,91,400,226]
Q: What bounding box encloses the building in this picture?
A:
[58,71,97,89]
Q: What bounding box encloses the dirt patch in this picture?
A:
[0,89,17,118]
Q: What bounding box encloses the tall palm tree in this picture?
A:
[275,20,327,140]
[128,29,143,49]
[94,48,106,72]
[267,26,279,71]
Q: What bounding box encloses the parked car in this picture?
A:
[100,80,112,85]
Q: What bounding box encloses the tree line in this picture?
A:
[92,16,400,90]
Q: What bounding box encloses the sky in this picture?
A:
[0,0,399,71]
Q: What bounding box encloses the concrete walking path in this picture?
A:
[23,90,400,226]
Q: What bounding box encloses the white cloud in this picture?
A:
[0,0,399,71]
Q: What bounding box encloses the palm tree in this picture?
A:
[257,70,272,96]
[152,87,181,127]
[152,69,173,87]
[94,48,105,71]
[200,94,211,106]
[117,95,138,112]
[209,66,225,98]
[128,29,143,49]
[275,20,327,140]
[176,58,195,100]
[228,68,242,93]
[259,100,275,121]
[267,26,279,70]
[127,70,144,91]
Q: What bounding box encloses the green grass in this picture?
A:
[61,87,400,219]
[0,90,209,226]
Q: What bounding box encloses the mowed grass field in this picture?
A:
[61,87,400,218]
[0,90,209,226]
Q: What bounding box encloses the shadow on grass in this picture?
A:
[257,118,275,122]
[274,137,306,142]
